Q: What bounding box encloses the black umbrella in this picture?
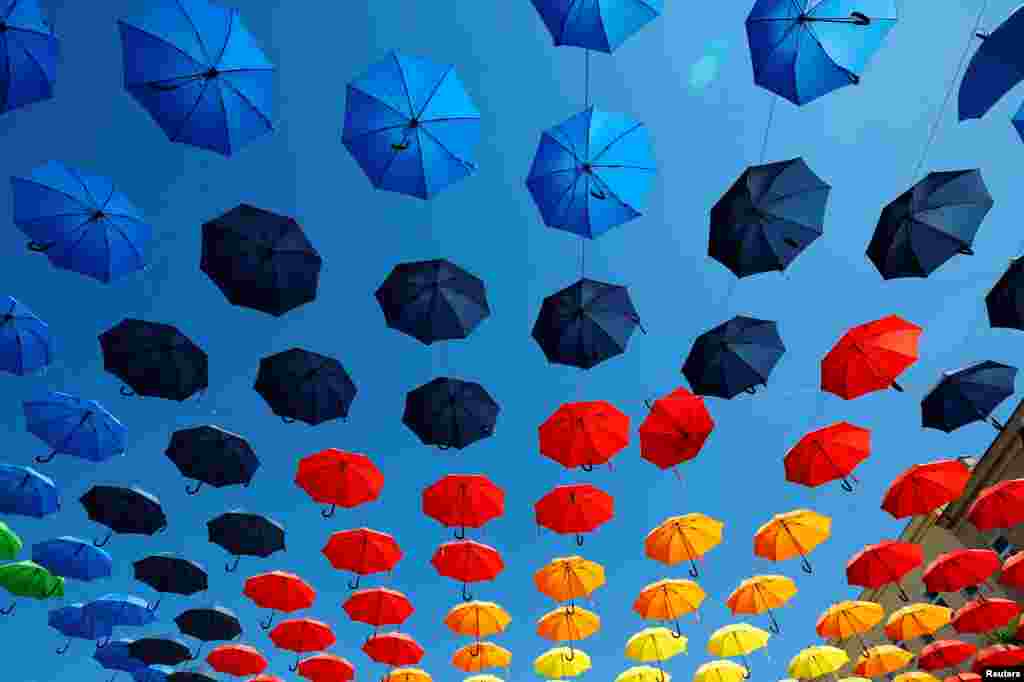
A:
[254,348,357,425]
[174,606,242,659]
[709,157,830,278]
[168,668,218,682]
[99,319,208,401]
[402,377,500,450]
[375,258,490,344]
[80,485,167,547]
[867,169,993,279]
[165,425,260,495]
[200,204,322,317]
[682,316,786,398]
[128,636,193,666]
[132,554,208,611]
[207,511,285,573]
[531,278,645,370]
[921,361,1017,433]
[987,257,1024,331]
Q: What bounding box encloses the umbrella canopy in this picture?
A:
[31,536,112,581]
[922,361,1017,432]
[295,449,383,518]
[23,392,126,464]
[1002,551,1024,589]
[80,485,167,547]
[384,668,429,682]
[707,624,769,672]
[885,603,951,641]
[639,388,714,472]
[0,0,57,113]
[537,605,601,642]
[526,106,656,239]
[645,513,724,578]
[973,645,1024,673]
[854,645,913,677]
[987,258,1024,330]
[422,474,504,538]
[0,560,62,614]
[133,554,208,608]
[207,643,268,676]
[619,666,668,682]
[83,593,154,629]
[626,626,688,662]
[431,539,504,600]
[99,319,208,401]
[363,631,424,666]
[952,598,1020,634]
[166,666,218,682]
[882,459,971,519]
[918,639,978,671]
[402,377,500,450]
[846,540,924,602]
[297,654,355,682]
[534,555,606,602]
[635,579,706,636]
[784,422,871,492]
[129,636,193,666]
[682,316,785,398]
[134,667,173,682]
[94,638,148,674]
[753,509,831,573]
[243,571,315,630]
[175,605,243,653]
[821,315,921,399]
[528,0,662,52]
[322,527,402,589]
[535,483,614,546]
[342,587,413,628]
[207,511,285,573]
[48,603,113,652]
[970,479,1024,530]
[453,642,510,672]
[816,600,884,644]
[165,425,259,495]
[0,463,59,518]
[0,296,54,375]
[726,575,796,635]
[254,348,357,425]
[534,647,592,678]
[788,646,849,679]
[923,549,1000,593]
[444,600,511,638]
[695,660,747,682]
[959,5,1024,120]
[0,521,22,560]
[539,400,630,470]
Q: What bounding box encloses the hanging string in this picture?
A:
[759,95,777,163]
[580,240,586,280]
[584,49,590,109]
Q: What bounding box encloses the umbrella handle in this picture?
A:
[840,478,854,493]
[581,463,594,472]
[462,582,473,601]
[94,530,112,547]
[576,534,585,547]
[96,636,111,648]
[290,654,300,671]
[108,673,118,682]
[564,646,575,661]
[391,142,411,151]
[991,416,1005,431]
[976,31,989,39]
[0,601,14,615]
[192,643,203,660]
[148,597,160,612]
[226,555,241,572]
[671,619,683,638]
[281,416,295,424]
[27,241,54,252]
[437,444,451,451]
[849,11,870,25]
[348,574,361,589]
[185,481,203,495]
[321,504,337,518]
[119,386,135,397]
[800,556,813,574]
[744,386,757,395]
[890,381,904,392]
[959,246,975,256]
[688,559,699,578]
[454,526,466,540]
[644,399,653,410]
[472,641,481,657]
[56,640,70,654]
[260,611,276,630]
[590,189,606,200]
[35,449,57,463]
[767,608,781,634]
[896,584,910,602]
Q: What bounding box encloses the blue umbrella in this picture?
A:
[960,5,1024,122]
[48,602,114,654]
[529,0,663,53]
[987,257,1024,331]
[32,536,114,582]
[94,638,146,676]
[682,316,787,398]
[0,0,58,114]
[10,161,152,283]
[85,595,156,646]
[342,50,480,199]
[526,106,656,239]
[745,0,897,106]
[921,361,1018,433]
[23,392,127,464]
[117,0,275,156]
[0,463,59,518]
[0,296,54,375]
[133,666,173,682]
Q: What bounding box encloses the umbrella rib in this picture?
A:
[392,52,417,118]
[168,80,213,143]
[120,23,206,76]
[8,31,50,88]
[419,126,475,168]
[213,10,234,65]
[173,0,212,64]
[219,76,274,131]
[14,178,94,212]
[590,122,643,162]
[414,66,456,120]
[556,0,588,45]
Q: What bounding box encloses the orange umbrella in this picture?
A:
[634,578,706,636]
[821,315,921,400]
[853,645,913,677]
[726,575,797,634]
[644,513,723,578]
[452,641,511,673]
[753,510,831,574]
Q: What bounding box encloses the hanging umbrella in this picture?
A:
[134,666,174,682]
[99,319,208,401]
[23,392,126,464]
[785,422,871,492]
[165,425,259,495]
[885,603,952,641]
[959,5,1024,120]
[923,549,1000,593]
[254,348,357,425]
[94,639,147,675]
[639,388,714,474]
[206,510,285,572]
[133,554,208,611]
[882,458,971,519]
[526,107,657,239]
[322,527,402,589]
[821,315,922,399]
[788,646,849,679]
[707,624,770,676]
[537,605,601,643]
[0,296,54,375]
[383,669,428,682]
[422,474,504,539]
[166,666,219,682]
[343,50,479,199]
[11,160,151,282]
[918,639,978,671]
[535,484,614,546]
[0,0,58,114]
[175,605,243,658]
[129,636,194,666]
[846,540,923,602]
[535,555,606,603]
[634,579,706,636]
[444,600,511,642]
[342,587,413,630]
[897,673,940,682]
[532,278,645,369]
[117,0,274,155]
[0,463,59,518]
[243,571,315,630]
[529,0,661,52]
[1002,551,1024,589]
[539,401,630,471]
[297,654,355,682]
[80,485,167,547]
[816,601,884,652]
[969,479,1024,530]
[620,667,670,682]
[207,643,268,676]
[402,377,500,450]
[535,647,591,676]
[453,641,511,673]
[431,539,504,601]
[709,158,830,278]
[363,631,424,666]
[754,509,831,574]
[31,536,112,581]
[48,602,113,654]
[987,258,1024,330]
[854,645,914,677]
[294,449,382,518]
[200,204,320,316]
[0,521,21,560]
[922,361,1016,433]
[84,594,155,639]
[973,645,1024,673]
[946,675,982,682]
[375,259,490,344]
[952,598,1020,634]
[645,513,724,578]
[682,316,786,398]
[626,626,688,678]
[694,661,747,682]
[726,575,796,634]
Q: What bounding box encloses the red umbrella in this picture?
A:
[638,388,714,474]
[967,479,1024,531]
[243,571,316,630]
[269,618,336,671]
[431,539,504,601]
[999,551,1024,589]
[296,653,355,682]
[951,598,1020,634]
[917,639,977,671]
[534,483,614,546]
[881,459,971,519]
[821,315,922,400]
[422,474,504,539]
[322,528,402,589]
[973,645,1024,673]
[922,549,1000,593]
[945,674,981,682]
[846,540,924,602]
[207,644,268,677]
[362,632,424,666]
[539,401,630,471]
[294,449,384,518]
[343,588,414,629]
[784,421,871,492]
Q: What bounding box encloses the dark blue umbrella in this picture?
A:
[1013,99,1024,143]
[0,463,59,518]
[23,392,127,464]
[254,348,357,425]
[529,0,663,52]
[80,485,167,547]
[921,361,1017,433]
[0,296,54,375]
[526,106,656,239]
[165,425,259,495]
[133,554,208,611]
[129,636,194,666]
[32,536,113,581]
[375,259,491,345]
[133,666,173,682]
[960,5,1024,122]
[986,258,1024,331]
[867,169,993,279]
[167,667,217,682]
[682,316,786,398]
[48,602,114,654]
[174,605,242,658]
[709,157,830,278]
[117,0,275,156]
[93,638,146,675]
[342,50,480,199]
[207,511,285,573]
[99,319,208,401]
[85,595,156,644]
[745,0,897,106]
[402,377,500,450]
[532,278,645,369]
[0,0,58,114]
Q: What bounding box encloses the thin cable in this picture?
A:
[580,240,586,279]
[760,95,777,163]
[585,49,590,108]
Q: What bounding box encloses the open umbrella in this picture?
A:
[695,661,747,682]
[23,392,126,464]
[207,510,285,572]
[322,527,402,589]
[243,571,315,630]
[788,646,849,679]
[80,485,167,547]
[0,463,59,518]
[970,479,1024,530]
[453,642,510,673]
[539,401,630,471]
[31,536,112,581]
[645,513,724,578]
[918,639,977,671]
[821,315,921,399]
[1001,551,1024,589]
[422,474,504,539]
[639,388,714,475]
[402,377,500,450]
[175,605,243,659]
[952,598,1020,634]
[535,555,606,603]
[816,601,884,653]
[535,646,591,676]
[133,554,208,611]
[682,316,785,398]
[48,602,112,654]
[885,603,951,641]
[618,667,668,682]
[973,645,1024,673]
[0,0,58,114]
[846,540,923,602]
[882,459,971,519]
[384,669,429,682]
[129,636,194,666]
[297,654,354,682]
[207,643,268,677]
[959,5,1024,120]
[529,0,661,52]
[784,422,870,492]
[754,509,831,574]
[987,258,1024,330]
[431,539,504,601]
[0,296,54,375]
[535,484,614,546]
[537,605,600,645]
[634,579,705,637]
[363,631,424,667]
[922,361,1016,433]
[165,425,259,495]
[727,575,796,634]
[254,348,356,425]
[294,449,382,518]
[94,639,147,676]
[445,600,511,645]
[627,626,687,679]
[84,594,155,639]
[708,624,769,676]
[99,319,208,401]
[343,587,413,631]
[854,645,913,677]
[923,549,1000,594]
[0,521,21,560]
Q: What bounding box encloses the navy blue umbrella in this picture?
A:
[986,258,1024,331]
[99,319,208,402]
[709,158,830,278]
[254,348,357,425]
[402,377,500,450]
[129,636,194,667]
[167,668,217,682]
[745,0,897,106]
[343,50,480,199]
[921,361,1017,433]
[32,536,113,582]
[201,204,321,317]
[0,463,59,518]
[85,595,156,645]
[207,511,285,573]
[960,5,1024,122]
[0,0,58,114]
[867,169,993,279]
[117,0,275,156]
[529,0,663,52]
[375,259,491,345]
[133,666,173,682]
[532,278,644,369]
[165,425,259,495]
[0,296,54,375]
[133,554,208,611]
[174,606,241,658]
[682,316,786,398]
[93,638,147,673]
[23,392,127,464]
[48,602,113,654]
[79,486,167,547]
[11,161,152,282]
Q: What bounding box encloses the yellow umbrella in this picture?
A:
[465,677,504,682]
[894,673,939,682]
[453,642,512,673]
[645,513,724,578]
[537,605,600,643]
[534,647,591,679]
[634,579,706,636]
[884,603,951,642]
[753,509,831,574]
[625,627,688,665]
[693,660,748,682]
[534,556,606,603]
[444,601,512,638]
[618,666,671,682]
[386,669,432,682]
[816,601,885,652]
[854,645,913,678]
[707,624,770,675]
[788,645,849,679]
[725,575,797,634]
